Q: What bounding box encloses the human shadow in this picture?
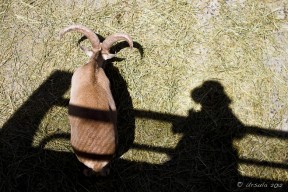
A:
[117,80,288,192]
[166,80,244,191]
[1,70,288,192]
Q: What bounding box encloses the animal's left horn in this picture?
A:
[59,24,101,53]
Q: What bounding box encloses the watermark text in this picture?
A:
[237,181,283,189]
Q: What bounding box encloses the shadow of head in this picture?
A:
[191,80,231,110]
[172,80,240,136]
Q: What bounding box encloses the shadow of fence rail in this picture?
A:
[0,70,288,192]
[132,109,288,170]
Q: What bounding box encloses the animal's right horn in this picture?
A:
[59,24,101,54]
[101,33,133,60]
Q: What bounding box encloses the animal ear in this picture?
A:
[102,53,116,60]
[79,45,94,57]
[86,51,94,57]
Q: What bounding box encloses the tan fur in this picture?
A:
[69,58,117,172]
[60,24,133,175]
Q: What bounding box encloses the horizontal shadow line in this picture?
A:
[239,158,288,170]
[131,143,173,154]
[64,105,288,141]
[72,147,114,161]
[68,104,116,122]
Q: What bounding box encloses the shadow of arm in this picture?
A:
[245,126,288,139]
[239,158,288,170]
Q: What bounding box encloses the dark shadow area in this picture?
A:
[78,33,142,157]
[0,37,140,191]
[1,69,288,192]
[0,70,71,147]
[163,80,245,191]
[0,66,136,191]
[120,81,288,192]
[0,71,81,192]
[104,58,136,157]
